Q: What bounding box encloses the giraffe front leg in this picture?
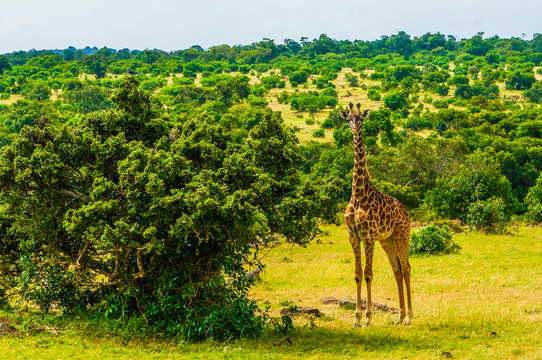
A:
[350,237,364,328]
[354,250,364,328]
[354,272,363,328]
[363,241,375,327]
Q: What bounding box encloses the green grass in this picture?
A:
[1,225,541,359]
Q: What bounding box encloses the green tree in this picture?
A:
[63,85,113,113]
[506,71,536,90]
[83,54,108,79]
[463,33,492,56]
[0,56,12,75]
[385,31,413,58]
[21,80,52,102]
[436,84,450,96]
[454,84,476,99]
[367,88,381,101]
[0,77,341,340]
[426,149,518,222]
[525,174,542,222]
[466,197,509,233]
[289,70,309,86]
[383,92,408,110]
[524,83,542,103]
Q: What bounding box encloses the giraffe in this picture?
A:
[339,103,413,327]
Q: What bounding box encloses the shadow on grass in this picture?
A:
[258,326,440,356]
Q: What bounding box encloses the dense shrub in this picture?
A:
[466,197,509,234]
[260,75,285,90]
[524,175,542,223]
[0,78,342,341]
[426,149,519,222]
[383,92,408,110]
[289,90,337,113]
[409,225,461,256]
[312,128,325,138]
[367,88,381,101]
[289,70,309,86]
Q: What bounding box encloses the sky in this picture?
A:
[1,0,541,54]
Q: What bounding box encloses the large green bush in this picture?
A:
[409,225,461,256]
[426,149,518,223]
[0,77,342,340]
[524,174,542,223]
[466,197,509,234]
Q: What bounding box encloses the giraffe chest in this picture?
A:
[345,204,398,242]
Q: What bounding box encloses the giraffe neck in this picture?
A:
[352,133,375,198]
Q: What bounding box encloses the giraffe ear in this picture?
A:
[339,110,348,119]
[361,109,371,118]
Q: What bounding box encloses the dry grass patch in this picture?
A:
[0,94,23,105]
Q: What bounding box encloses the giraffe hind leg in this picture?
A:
[395,225,413,325]
[380,235,406,325]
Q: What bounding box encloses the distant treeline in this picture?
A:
[2,32,542,67]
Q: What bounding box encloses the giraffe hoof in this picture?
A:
[403,317,412,326]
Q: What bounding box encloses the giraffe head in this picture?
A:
[339,103,371,136]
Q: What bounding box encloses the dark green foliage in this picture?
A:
[383,92,408,110]
[260,75,285,90]
[506,71,536,90]
[372,180,421,210]
[83,54,108,79]
[0,56,12,75]
[426,150,518,223]
[409,225,461,256]
[333,124,352,148]
[0,78,341,341]
[312,128,325,138]
[422,70,450,91]
[367,88,381,101]
[525,174,542,223]
[0,99,62,133]
[21,80,52,101]
[435,84,450,96]
[404,116,432,131]
[525,84,542,103]
[391,65,420,81]
[449,75,470,86]
[455,84,478,99]
[63,85,113,113]
[363,108,393,137]
[289,90,337,113]
[464,37,492,56]
[466,197,509,234]
[289,70,309,86]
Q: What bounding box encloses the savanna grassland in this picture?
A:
[1,225,541,359]
[1,34,542,359]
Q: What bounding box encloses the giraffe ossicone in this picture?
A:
[340,103,413,327]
